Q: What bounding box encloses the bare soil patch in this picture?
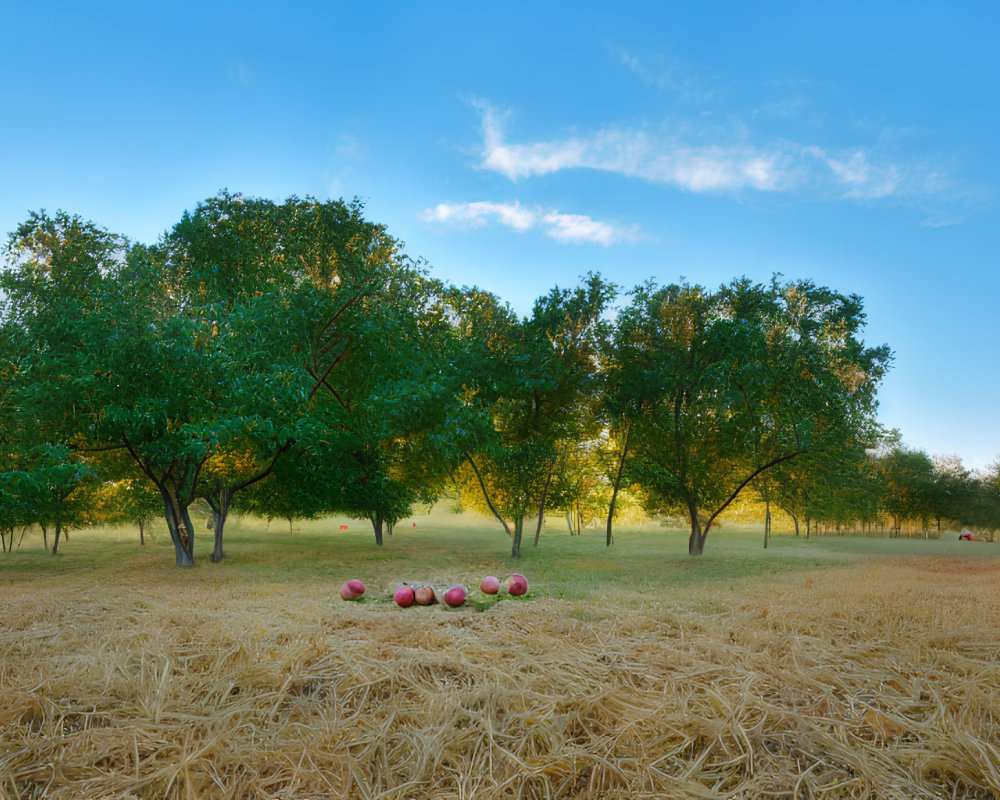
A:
[2,557,998,798]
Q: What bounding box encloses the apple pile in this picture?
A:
[345,573,529,608]
[392,584,469,607]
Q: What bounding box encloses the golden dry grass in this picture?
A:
[2,557,999,799]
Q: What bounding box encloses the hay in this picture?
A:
[1,558,999,799]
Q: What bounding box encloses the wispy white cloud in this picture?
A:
[422,201,535,232]
[421,201,638,246]
[474,99,959,207]
[476,102,791,192]
[612,47,718,103]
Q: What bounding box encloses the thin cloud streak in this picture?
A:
[422,201,638,246]
[475,100,956,205]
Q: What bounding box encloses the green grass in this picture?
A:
[3,509,997,601]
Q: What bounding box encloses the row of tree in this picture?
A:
[0,192,986,565]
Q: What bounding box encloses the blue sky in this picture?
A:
[1,1,997,469]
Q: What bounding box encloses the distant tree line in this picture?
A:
[1,192,991,564]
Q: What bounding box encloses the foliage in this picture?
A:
[445,275,616,557]
[608,277,891,554]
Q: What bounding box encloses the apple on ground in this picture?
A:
[480,575,500,595]
[503,573,528,596]
[394,586,416,607]
[414,585,437,605]
[443,585,468,607]
[340,579,366,600]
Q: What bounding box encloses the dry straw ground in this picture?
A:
[2,557,999,799]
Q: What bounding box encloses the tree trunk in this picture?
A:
[533,467,553,547]
[371,516,384,546]
[565,510,574,535]
[162,490,196,567]
[790,512,799,537]
[606,423,632,547]
[763,496,771,549]
[688,502,707,555]
[533,510,544,547]
[1,527,7,553]
[139,519,145,547]
[511,514,524,559]
[208,488,234,563]
[387,520,394,537]
[41,523,48,553]
[51,506,63,556]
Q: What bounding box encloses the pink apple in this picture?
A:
[504,573,528,596]
[480,575,501,595]
[340,579,365,600]
[394,586,415,607]
[414,585,436,605]
[443,585,468,607]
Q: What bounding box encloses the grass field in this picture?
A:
[2,512,999,798]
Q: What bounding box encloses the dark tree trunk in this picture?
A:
[139,519,145,547]
[371,516,384,546]
[511,514,524,559]
[606,424,632,548]
[387,520,393,537]
[41,523,48,553]
[565,510,574,535]
[533,510,544,547]
[208,488,234,563]
[763,497,771,549]
[162,490,195,567]
[688,502,707,555]
[51,505,63,555]
[533,466,553,547]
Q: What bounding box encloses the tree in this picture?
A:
[447,276,615,557]
[2,194,428,565]
[929,454,973,534]
[608,277,890,555]
[874,444,936,537]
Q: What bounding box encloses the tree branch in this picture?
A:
[464,452,512,537]
[705,449,805,534]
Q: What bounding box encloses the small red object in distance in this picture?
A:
[412,522,416,527]
[339,525,348,530]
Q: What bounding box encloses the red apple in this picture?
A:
[393,586,415,607]
[443,585,468,607]
[480,575,500,595]
[414,585,436,605]
[504,573,528,596]
[340,579,365,600]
